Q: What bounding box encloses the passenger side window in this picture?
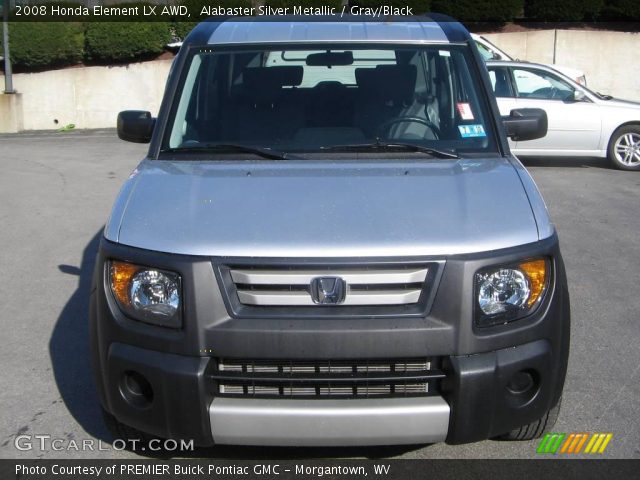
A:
[512,68,574,101]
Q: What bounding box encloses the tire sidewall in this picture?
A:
[608,126,640,171]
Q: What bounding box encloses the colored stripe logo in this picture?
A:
[537,433,613,454]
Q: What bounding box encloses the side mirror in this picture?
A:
[503,108,548,142]
[573,89,586,102]
[117,110,155,143]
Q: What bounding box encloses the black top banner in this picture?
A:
[3,2,419,22]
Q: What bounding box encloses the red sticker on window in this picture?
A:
[456,103,474,120]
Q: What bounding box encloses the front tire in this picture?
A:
[497,396,562,441]
[608,125,640,171]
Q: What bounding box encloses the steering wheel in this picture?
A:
[532,87,560,99]
[376,117,441,140]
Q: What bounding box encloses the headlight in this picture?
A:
[475,258,548,327]
[108,260,182,328]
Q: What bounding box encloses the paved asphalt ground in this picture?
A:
[0,130,638,460]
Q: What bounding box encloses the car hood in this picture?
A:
[106,157,540,257]
[598,97,640,109]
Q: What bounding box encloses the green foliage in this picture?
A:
[524,0,604,21]
[601,0,640,20]
[175,0,253,41]
[1,22,84,70]
[431,0,523,22]
[173,20,200,42]
[264,0,342,7]
[265,0,344,8]
[2,2,175,70]
[85,7,172,63]
[583,0,606,20]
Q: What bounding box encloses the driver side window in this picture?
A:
[512,68,574,101]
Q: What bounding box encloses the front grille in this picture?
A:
[212,359,444,398]
[215,259,444,319]
[229,266,429,307]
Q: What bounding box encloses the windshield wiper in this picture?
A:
[161,143,289,160]
[320,141,459,159]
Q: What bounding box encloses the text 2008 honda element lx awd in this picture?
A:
[90,16,570,447]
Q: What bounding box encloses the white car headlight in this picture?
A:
[478,268,530,315]
[475,259,548,327]
[108,261,182,328]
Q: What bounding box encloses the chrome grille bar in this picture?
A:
[219,360,431,374]
[214,359,442,398]
[230,266,428,307]
[231,268,429,285]
[236,289,422,306]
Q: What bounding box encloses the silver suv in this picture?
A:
[91,15,570,448]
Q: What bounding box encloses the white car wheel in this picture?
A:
[609,126,640,171]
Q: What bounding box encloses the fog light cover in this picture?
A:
[109,261,182,328]
[475,259,548,327]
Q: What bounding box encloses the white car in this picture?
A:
[486,60,640,171]
[473,33,587,86]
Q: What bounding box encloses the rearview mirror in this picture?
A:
[503,108,548,142]
[306,51,354,67]
[117,110,155,143]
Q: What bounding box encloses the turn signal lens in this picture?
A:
[110,261,139,307]
[519,259,547,307]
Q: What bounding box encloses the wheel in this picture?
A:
[608,125,640,171]
[376,116,440,140]
[497,396,562,441]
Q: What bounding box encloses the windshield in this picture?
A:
[163,45,497,157]
[475,40,500,61]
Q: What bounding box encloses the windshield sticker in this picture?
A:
[458,124,486,138]
[456,103,475,120]
[438,50,451,57]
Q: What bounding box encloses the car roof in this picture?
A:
[184,15,471,46]
[486,60,556,70]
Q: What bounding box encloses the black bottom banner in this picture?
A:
[3,460,639,480]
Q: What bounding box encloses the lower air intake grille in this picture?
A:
[212,359,444,398]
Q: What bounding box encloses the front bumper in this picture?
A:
[210,397,450,446]
[98,337,564,446]
[90,236,570,446]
